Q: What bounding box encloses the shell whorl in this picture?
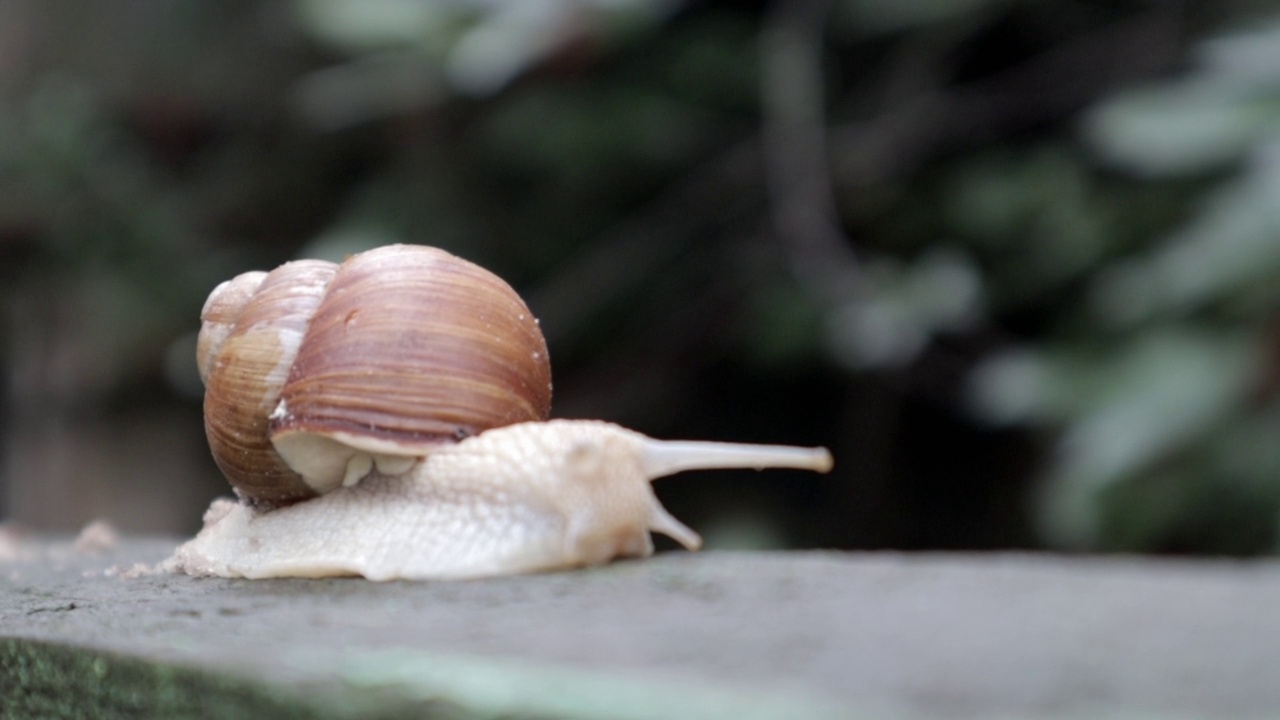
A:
[201,260,339,504]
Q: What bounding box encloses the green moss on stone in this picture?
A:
[0,638,468,720]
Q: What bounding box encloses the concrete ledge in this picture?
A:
[3,537,1280,718]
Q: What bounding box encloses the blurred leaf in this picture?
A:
[967,349,1049,426]
[946,147,1114,307]
[292,52,445,130]
[1088,145,1280,327]
[825,248,983,369]
[1067,330,1252,479]
[1095,469,1278,555]
[1086,20,1280,177]
[1036,328,1256,547]
[1085,78,1277,176]
[1199,17,1280,91]
[446,1,580,96]
[294,0,448,51]
[297,0,685,96]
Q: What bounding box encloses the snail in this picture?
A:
[165,244,833,581]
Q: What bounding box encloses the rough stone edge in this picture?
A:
[1,635,1211,720]
[2,635,862,720]
[0,637,465,720]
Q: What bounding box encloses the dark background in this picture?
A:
[4,0,1280,555]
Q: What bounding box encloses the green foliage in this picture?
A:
[956,15,1280,552]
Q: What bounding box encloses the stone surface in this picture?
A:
[3,536,1280,718]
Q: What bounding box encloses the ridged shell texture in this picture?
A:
[198,244,553,505]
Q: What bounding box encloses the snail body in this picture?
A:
[170,244,832,581]
[166,420,833,580]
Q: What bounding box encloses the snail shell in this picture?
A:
[198,244,552,506]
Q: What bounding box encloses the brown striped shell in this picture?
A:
[198,244,553,506]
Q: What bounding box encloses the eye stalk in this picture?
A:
[639,438,833,479]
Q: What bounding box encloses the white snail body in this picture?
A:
[166,420,833,580]
[168,244,833,580]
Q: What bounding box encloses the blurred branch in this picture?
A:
[527,141,763,349]
[832,8,1184,190]
[760,0,862,304]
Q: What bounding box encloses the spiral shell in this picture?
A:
[198,244,553,505]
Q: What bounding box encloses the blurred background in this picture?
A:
[3,0,1280,555]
